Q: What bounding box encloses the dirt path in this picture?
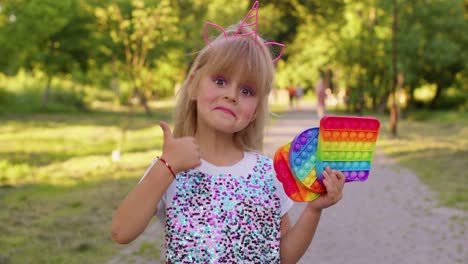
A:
[109,108,467,264]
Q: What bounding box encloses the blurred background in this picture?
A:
[0,0,466,263]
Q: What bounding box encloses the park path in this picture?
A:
[109,106,467,264]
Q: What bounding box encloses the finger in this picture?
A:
[323,172,341,203]
[335,170,346,184]
[325,166,339,184]
[159,121,173,141]
[322,170,336,192]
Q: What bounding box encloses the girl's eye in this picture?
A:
[241,87,255,96]
[213,77,227,86]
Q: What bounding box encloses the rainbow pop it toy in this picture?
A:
[273,115,380,202]
[289,128,326,194]
[273,143,320,202]
[316,116,380,182]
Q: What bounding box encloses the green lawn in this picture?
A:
[370,110,468,210]
[0,108,172,264]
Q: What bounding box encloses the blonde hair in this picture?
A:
[172,23,276,152]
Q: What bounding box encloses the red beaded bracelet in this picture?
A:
[157,156,176,178]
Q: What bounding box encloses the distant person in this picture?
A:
[110,2,345,263]
[295,85,304,109]
[315,77,327,118]
[288,85,296,109]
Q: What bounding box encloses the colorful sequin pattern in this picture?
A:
[165,154,281,263]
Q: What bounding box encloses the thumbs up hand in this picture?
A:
[159,121,201,174]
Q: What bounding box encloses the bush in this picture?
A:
[0,88,13,105]
[0,78,89,114]
[434,88,467,110]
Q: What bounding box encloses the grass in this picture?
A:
[0,105,172,264]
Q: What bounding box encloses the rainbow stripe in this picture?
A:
[316,116,380,182]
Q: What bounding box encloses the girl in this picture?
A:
[111,2,345,263]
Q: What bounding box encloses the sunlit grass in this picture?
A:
[376,110,468,210]
[0,108,170,264]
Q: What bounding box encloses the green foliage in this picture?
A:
[0,88,12,105]
[396,0,467,108]
[95,0,182,109]
[0,72,88,113]
[0,0,71,73]
[275,1,347,89]
[1,0,467,110]
[433,88,468,110]
[0,0,95,74]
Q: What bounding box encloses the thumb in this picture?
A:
[159,121,173,141]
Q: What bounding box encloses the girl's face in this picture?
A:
[193,71,259,135]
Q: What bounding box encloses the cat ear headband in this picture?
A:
[203,1,285,63]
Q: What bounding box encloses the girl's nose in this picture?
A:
[224,95,237,103]
[223,86,238,103]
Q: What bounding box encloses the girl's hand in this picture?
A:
[307,166,345,211]
[159,121,201,174]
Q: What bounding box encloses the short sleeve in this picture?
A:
[272,173,295,216]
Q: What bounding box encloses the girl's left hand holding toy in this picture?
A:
[279,166,345,263]
[307,166,345,211]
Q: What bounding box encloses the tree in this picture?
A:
[0,0,95,107]
[397,0,467,109]
[95,0,179,115]
[273,0,347,89]
[390,0,398,136]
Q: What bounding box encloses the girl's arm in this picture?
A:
[279,167,345,264]
[110,121,201,244]
[110,160,175,244]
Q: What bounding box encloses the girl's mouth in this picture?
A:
[214,106,236,118]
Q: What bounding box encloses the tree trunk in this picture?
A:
[111,58,121,109]
[378,90,391,113]
[390,0,399,137]
[371,93,376,113]
[132,87,152,116]
[140,91,152,116]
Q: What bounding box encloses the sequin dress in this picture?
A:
[158,152,293,263]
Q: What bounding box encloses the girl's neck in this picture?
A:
[195,129,244,167]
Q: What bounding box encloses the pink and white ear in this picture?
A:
[264,42,286,63]
[204,22,227,46]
